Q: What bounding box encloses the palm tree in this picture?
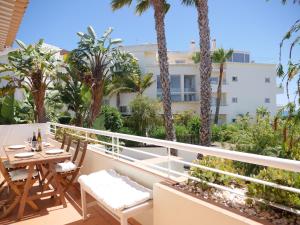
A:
[0,39,60,123]
[182,0,212,146]
[111,0,176,145]
[72,26,123,127]
[211,48,233,124]
[128,72,154,95]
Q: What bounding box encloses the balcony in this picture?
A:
[1,123,300,225]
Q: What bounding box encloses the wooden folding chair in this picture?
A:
[0,158,39,219]
[56,140,87,192]
[41,133,73,186]
[61,132,73,152]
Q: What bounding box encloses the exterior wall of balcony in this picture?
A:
[153,183,262,225]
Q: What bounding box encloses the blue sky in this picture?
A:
[16,0,299,106]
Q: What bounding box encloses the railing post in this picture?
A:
[112,137,115,158]
[116,137,120,159]
[85,131,88,141]
[167,147,171,178]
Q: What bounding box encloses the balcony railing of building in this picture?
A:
[49,122,300,215]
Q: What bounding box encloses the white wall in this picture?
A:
[154,183,263,225]
[0,123,49,156]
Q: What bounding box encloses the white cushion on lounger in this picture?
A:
[55,161,77,173]
[9,169,38,181]
[78,169,152,211]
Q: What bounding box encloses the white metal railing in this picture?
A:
[48,122,300,214]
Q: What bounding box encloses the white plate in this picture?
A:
[45,149,64,155]
[14,152,35,158]
[43,142,51,147]
[8,145,26,149]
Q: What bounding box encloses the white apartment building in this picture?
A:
[108,41,283,124]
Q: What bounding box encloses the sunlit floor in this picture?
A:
[0,183,139,225]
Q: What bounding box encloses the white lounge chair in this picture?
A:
[78,169,153,225]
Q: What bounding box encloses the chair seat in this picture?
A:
[78,169,152,211]
[55,161,77,173]
[3,160,14,169]
[9,169,38,182]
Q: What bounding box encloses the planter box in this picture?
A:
[153,183,264,225]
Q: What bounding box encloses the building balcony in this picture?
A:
[0,123,299,225]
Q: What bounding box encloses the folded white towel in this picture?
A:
[78,169,152,211]
[55,161,77,173]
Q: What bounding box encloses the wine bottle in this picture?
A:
[37,129,42,152]
[32,132,37,151]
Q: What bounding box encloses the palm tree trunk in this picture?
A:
[196,0,212,147]
[116,92,121,110]
[32,75,46,123]
[153,1,177,155]
[88,80,105,127]
[214,63,223,124]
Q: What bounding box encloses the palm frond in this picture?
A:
[111,0,133,10]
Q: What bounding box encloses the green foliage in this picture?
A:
[175,125,189,139]
[58,115,72,124]
[0,39,61,122]
[187,115,201,136]
[277,19,300,104]
[190,156,242,187]
[128,95,161,136]
[247,168,300,209]
[149,126,166,140]
[174,110,195,126]
[101,105,123,132]
[0,94,14,123]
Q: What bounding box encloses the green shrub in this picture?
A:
[211,124,222,142]
[187,115,201,136]
[101,105,123,132]
[58,116,72,124]
[128,96,161,136]
[175,125,189,140]
[174,110,195,126]
[149,126,166,139]
[118,127,139,147]
[190,156,242,187]
[247,168,300,209]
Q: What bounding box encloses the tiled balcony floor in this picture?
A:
[0,183,138,225]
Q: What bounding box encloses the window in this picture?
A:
[245,54,250,63]
[232,76,238,82]
[184,94,196,101]
[103,99,110,105]
[119,106,127,113]
[232,118,236,123]
[175,60,185,64]
[227,52,250,63]
[265,98,270,103]
[171,94,181,102]
[232,53,245,63]
[157,75,182,101]
[265,77,270,83]
[171,75,181,92]
[184,75,195,92]
[232,97,238,103]
[157,75,162,93]
[210,77,218,84]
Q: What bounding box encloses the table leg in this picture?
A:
[17,164,34,220]
[49,162,67,208]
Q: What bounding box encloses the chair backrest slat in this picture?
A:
[72,140,87,167]
[61,133,72,152]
